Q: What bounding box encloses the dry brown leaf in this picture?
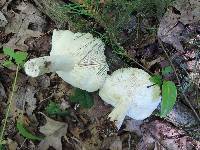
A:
[0,0,7,8]
[123,119,143,136]
[138,120,200,150]
[82,94,111,119]
[158,0,200,51]
[3,1,46,50]
[101,136,122,150]
[7,138,18,150]
[13,85,37,116]
[38,113,68,150]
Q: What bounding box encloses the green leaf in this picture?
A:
[149,75,162,86]
[3,47,15,58]
[45,101,69,117]
[14,51,28,65]
[69,88,94,108]
[2,60,15,68]
[0,144,5,150]
[161,80,177,117]
[46,101,61,116]
[2,48,28,68]
[16,120,44,141]
[79,92,94,108]
[162,66,173,76]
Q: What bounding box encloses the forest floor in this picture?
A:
[0,0,200,149]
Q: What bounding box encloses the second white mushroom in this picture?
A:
[99,68,161,129]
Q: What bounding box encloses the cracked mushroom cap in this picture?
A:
[99,68,161,129]
[25,30,109,92]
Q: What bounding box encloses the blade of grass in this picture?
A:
[0,65,19,143]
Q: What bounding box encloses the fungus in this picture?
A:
[99,68,161,129]
[24,30,109,92]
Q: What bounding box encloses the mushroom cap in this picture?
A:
[99,68,161,120]
[50,30,109,92]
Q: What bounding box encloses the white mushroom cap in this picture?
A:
[99,68,161,129]
[24,30,109,92]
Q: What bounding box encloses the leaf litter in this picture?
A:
[158,0,200,51]
[38,113,68,150]
[1,0,200,149]
[2,0,46,50]
[138,119,200,150]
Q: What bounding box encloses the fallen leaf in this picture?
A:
[3,1,46,50]
[138,120,200,150]
[14,85,37,116]
[0,0,6,7]
[7,138,18,150]
[82,94,111,119]
[124,119,143,136]
[101,136,122,150]
[158,0,200,51]
[38,113,68,150]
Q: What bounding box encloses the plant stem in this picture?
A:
[0,65,19,143]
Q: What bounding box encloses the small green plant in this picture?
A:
[162,66,173,76]
[161,80,177,117]
[1,47,28,68]
[69,88,94,109]
[61,3,91,16]
[0,47,28,146]
[150,65,177,117]
[45,101,69,117]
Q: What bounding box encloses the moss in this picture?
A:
[33,0,174,68]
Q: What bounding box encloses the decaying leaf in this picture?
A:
[0,0,6,8]
[38,113,68,150]
[101,136,122,150]
[14,85,37,116]
[124,119,143,136]
[7,138,18,150]
[158,0,200,51]
[3,1,46,50]
[137,120,200,150]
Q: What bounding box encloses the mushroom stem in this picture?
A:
[108,99,131,129]
[24,55,75,77]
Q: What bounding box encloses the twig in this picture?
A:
[18,139,27,150]
[158,39,200,123]
[128,134,131,150]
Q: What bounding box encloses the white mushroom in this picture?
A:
[99,68,161,129]
[24,30,109,92]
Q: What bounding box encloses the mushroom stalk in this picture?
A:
[108,99,131,129]
[24,55,75,77]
